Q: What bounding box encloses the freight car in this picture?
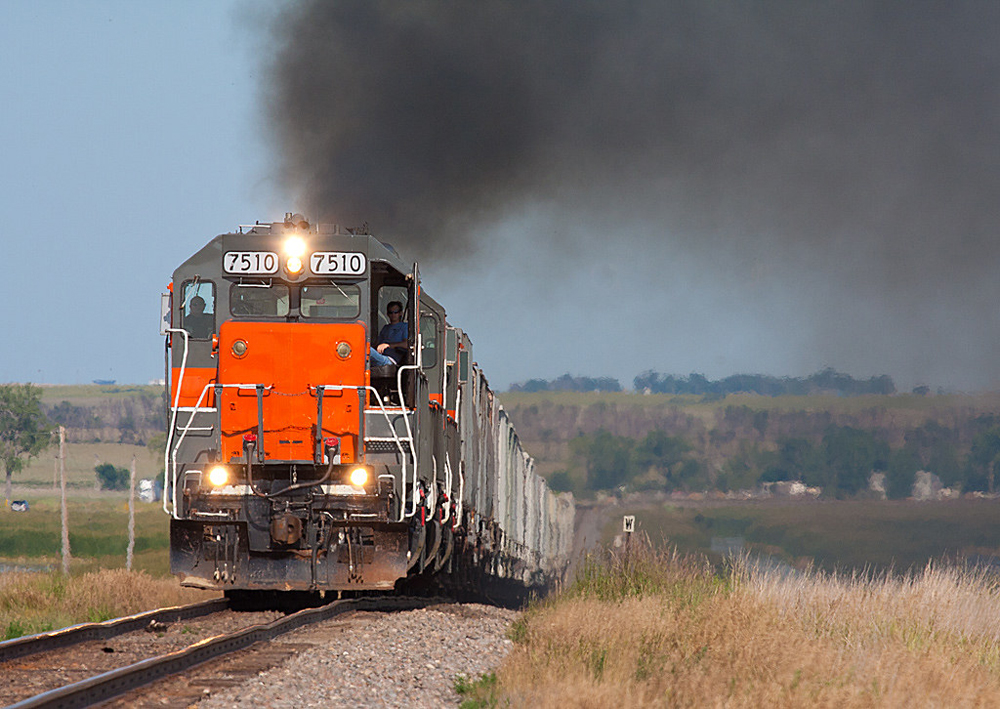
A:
[160,214,574,602]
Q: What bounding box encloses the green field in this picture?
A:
[15,441,157,489]
[610,499,1000,573]
[0,493,170,576]
[36,383,163,406]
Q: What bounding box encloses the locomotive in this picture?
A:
[160,214,573,602]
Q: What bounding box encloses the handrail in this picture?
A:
[441,452,453,523]
[167,375,423,523]
[162,328,189,516]
[456,460,465,525]
[322,384,418,522]
[396,333,423,517]
[167,381,272,519]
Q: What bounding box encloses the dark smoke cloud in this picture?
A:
[267,1,1000,258]
[265,1,1000,387]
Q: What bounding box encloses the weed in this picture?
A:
[87,607,115,623]
[454,672,499,708]
[506,616,528,644]
[4,619,28,640]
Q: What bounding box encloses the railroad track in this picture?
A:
[1,595,434,708]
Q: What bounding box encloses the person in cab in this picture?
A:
[183,296,214,339]
[376,301,408,364]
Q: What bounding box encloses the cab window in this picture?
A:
[181,281,215,339]
[420,314,438,369]
[376,285,408,333]
[230,283,290,317]
[301,283,360,319]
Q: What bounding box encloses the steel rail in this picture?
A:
[8,595,436,709]
[0,598,228,664]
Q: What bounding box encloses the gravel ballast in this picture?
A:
[198,603,518,708]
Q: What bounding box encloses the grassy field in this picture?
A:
[462,543,1000,707]
[0,489,208,640]
[15,441,157,489]
[604,499,1000,574]
[0,493,170,576]
[13,384,164,489]
[0,570,213,640]
[36,383,163,406]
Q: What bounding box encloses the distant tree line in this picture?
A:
[548,429,707,494]
[510,374,622,393]
[634,367,896,397]
[556,415,1000,499]
[510,368,899,397]
[43,391,166,445]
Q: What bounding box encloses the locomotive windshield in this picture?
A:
[229,282,290,317]
[301,283,360,319]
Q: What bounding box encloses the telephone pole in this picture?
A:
[59,426,71,575]
[126,455,136,570]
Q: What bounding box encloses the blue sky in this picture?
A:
[2,2,998,393]
[1,2,280,384]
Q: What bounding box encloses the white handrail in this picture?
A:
[163,328,189,516]
[353,384,417,522]
[168,381,272,518]
[167,376,423,523]
[395,332,422,517]
[456,461,465,525]
[441,452,453,523]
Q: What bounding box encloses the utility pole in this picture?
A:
[126,455,136,571]
[60,426,70,575]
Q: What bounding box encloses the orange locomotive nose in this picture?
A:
[217,321,367,464]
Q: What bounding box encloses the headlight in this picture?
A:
[208,466,229,487]
[349,467,368,487]
[284,236,306,258]
[336,341,352,359]
[286,256,304,275]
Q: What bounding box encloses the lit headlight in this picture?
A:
[286,256,304,275]
[284,236,306,258]
[349,467,368,487]
[208,466,229,487]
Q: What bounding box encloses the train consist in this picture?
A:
[160,214,574,602]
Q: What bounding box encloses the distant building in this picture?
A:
[138,478,163,503]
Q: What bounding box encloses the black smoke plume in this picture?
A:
[267,1,1000,260]
[264,1,1000,387]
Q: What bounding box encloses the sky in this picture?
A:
[2,2,999,393]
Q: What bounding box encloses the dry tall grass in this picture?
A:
[0,569,215,639]
[493,544,1000,707]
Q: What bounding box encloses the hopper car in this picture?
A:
[160,214,574,603]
